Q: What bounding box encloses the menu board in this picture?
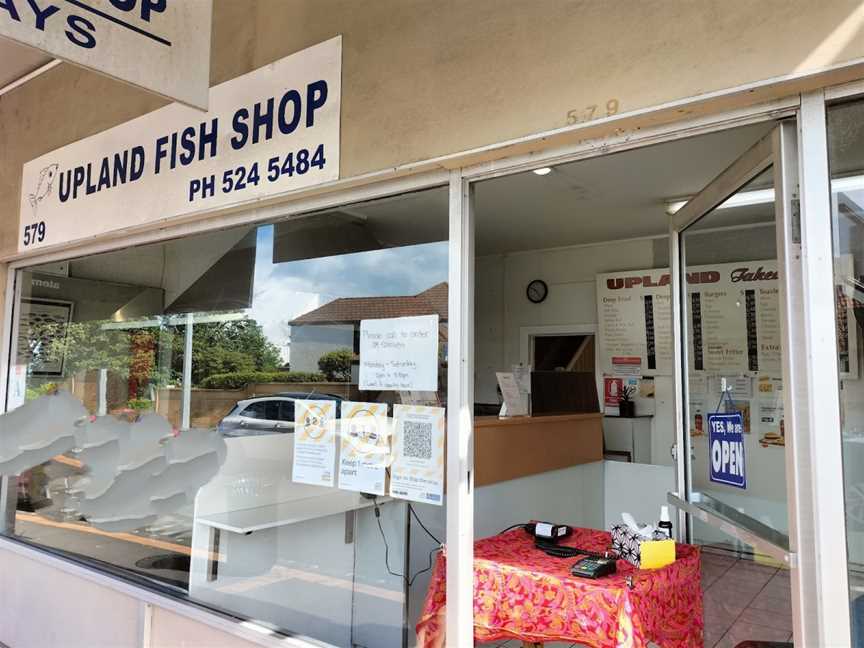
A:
[597,267,674,375]
[597,260,858,378]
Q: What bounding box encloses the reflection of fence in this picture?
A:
[56,371,357,428]
[156,382,355,429]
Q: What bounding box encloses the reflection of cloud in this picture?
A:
[249,288,325,363]
[248,225,448,364]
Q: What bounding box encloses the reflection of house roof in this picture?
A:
[290,283,448,325]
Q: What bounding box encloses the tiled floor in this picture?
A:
[702,549,793,648]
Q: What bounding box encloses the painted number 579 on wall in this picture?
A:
[22,221,46,247]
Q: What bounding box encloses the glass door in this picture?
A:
[668,125,798,647]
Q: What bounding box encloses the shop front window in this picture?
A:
[2,187,448,647]
[828,99,864,646]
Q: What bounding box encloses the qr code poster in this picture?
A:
[338,402,390,495]
[389,404,445,505]
[292,400,337,487]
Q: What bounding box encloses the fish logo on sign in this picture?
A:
[28,163,59,214]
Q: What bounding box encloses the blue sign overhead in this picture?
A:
[708,411,746,489]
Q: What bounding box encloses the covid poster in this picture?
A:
[337,402,389,495]
[292,400,337,487]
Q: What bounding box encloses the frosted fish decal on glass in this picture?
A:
[0,390,226,532]
[0,390,87,476]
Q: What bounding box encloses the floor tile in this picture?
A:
[724,564,776,586]
[702,564,731,589]
[749,591,793,613]
[704,591,750,618]
[760,580,792,601]
[737,606,794,632]
[704,624,727,647]
[701,551,738,568]
[708,576,766,601]
[729,561,777,578]
[716,620,794,647]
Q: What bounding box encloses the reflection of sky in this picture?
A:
[247,225,448,362]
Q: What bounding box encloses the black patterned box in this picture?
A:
[611,524,668,567]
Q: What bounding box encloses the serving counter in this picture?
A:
[474,412,604,487]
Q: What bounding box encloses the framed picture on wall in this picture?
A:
[17,298,75,377]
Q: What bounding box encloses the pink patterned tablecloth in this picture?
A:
[416,527,702,647]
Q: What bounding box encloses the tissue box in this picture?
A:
[611,523,669,568]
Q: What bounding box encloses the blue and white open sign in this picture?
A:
[707,412,746,489]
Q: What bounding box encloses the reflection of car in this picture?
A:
[217,392,343,437]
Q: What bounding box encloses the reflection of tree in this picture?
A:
[28,317,282,394]
[318,348,353,382]
[171,319,281,385]
[32,320,161,389]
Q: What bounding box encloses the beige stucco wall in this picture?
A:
[3,1,864,259]
[1,2,864,645]
[0,544,274,648]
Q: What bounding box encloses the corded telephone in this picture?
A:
[499,521,618,578]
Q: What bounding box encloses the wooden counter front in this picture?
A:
[473,413,603,487]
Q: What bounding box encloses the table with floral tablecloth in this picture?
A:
[416,526,702,648]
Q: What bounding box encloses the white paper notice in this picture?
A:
[7,365,27,411]
[497,372,528,417]
[292,400,337,487]
[389,405,445,505]
[712,375,753,400]
[359,315,439,391]
[338,402,389,495]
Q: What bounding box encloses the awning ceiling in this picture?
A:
[0,38,53,91]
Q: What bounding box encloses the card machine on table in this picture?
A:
[571,555,617,579]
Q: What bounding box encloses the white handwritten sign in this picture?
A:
[359,315,439,392]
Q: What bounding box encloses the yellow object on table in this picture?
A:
[639,538,676,569]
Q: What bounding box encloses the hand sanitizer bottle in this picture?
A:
[658,505,673,539]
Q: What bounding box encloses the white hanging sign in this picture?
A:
[0,0,213,109]
[359,315,439,392]
[18,35,341,253]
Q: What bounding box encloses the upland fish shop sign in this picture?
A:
[0,0,212,108]
[18,36,341,253]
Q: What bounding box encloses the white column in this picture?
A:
[181,312,193,430]
[446,170,474,647]
[778,94,851,646]
[97,368,108,416]
[667,226,689,540]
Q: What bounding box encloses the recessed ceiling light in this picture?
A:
[532,167,553,176]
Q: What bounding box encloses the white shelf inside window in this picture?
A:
[196,490,385,534]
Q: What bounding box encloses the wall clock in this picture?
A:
[526,279,548,304]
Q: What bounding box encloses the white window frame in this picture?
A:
[0,83,855,647]
[448,93,848,647]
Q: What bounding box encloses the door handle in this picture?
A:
[239,420,246,427]
[670,443,696,461]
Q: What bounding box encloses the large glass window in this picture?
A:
[2,187,448,647]
[829,99,864,646]
[459,122,794,648]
